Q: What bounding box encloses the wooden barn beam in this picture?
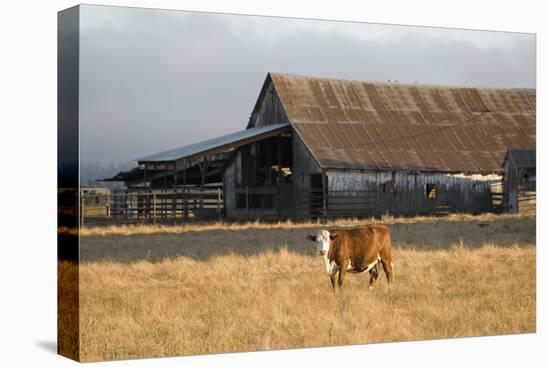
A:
[183,159,188,218]
[277,137,282,183]
[143,164,148,193]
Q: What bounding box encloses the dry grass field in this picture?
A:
[62,214,536,361]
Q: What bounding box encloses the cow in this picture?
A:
[307,224,393,289]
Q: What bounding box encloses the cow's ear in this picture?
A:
[306,234,316,242]
[330,234,338,241]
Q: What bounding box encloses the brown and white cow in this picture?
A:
[307,224,393,289]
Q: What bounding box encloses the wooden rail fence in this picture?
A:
[231,187,377,220]
[79,190,223,226]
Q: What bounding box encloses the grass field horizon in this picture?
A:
[62,213,536,361]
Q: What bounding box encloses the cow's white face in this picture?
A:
[308,230,332,256]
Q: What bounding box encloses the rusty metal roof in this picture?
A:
[269,73,535,173]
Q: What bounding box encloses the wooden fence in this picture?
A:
[229,187,377,220]
[296,189,377,219]
[72,185,520,226]
[517,183,536,214]
[79,190,223,226]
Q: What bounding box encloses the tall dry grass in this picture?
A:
[69,212,533,237]
[78,213,535,263]
[75,244,535,361]
[56,214,536,361]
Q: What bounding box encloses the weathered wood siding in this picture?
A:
[249,80,290,127]
[241,82,323,218]
[223,151,241,216]
[327,170,502,216]
[503,160,516,212]
[293,133,322,195]
[503,161,536,214]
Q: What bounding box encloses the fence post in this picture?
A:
[172,192,176,223]
[244,186,250,220]
[152,193,157,225]
[246,186,249,221]
[277,185,281,219]
[183,189,188,219]
[217,188,222,219]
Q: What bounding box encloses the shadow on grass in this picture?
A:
[78,216,535,263]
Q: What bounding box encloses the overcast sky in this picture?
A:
[78,4,535,178]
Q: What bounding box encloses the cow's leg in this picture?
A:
[337,263,347,288]
[369,264,379,289]
[380,258,394,285]
[327,260,339,290]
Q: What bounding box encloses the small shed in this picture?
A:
[502,149,536,214]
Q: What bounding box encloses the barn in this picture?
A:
[107,72,536,221]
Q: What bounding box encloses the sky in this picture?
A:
[78,4,535,181]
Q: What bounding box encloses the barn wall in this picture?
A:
[293,132,322,217]
[517,167,536,214]
[327,170,502,216]
[503,160,517,212]
[223,151,241,217]
[249,80,290,127]
[222,79,296,220]
[503,161,536,214]
[244,81,325,219]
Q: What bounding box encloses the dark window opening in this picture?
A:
[241,136,293,187]
[426,183,437,199]
[311,173,323,189]
[383,181,396,194]
[310,173,324,215]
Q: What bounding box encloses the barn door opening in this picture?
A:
[310,173,325,217]
[278,183,295,219]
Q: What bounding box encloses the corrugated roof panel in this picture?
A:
[433,128,453,152]
[435,127,455,152]
[137,123,290,162]
[319,79,340,107]
[350,82,374,111]
[342,82,363,109]
[362,83,385,110]
[457,126,477,151]
[369,149,386,170]
[350,124,369,149]
[269,73,535,173]
[410,86,429,112]
[390,123,413,152]
[526,91,536,109]
[509,90,527,112]
[331,80,351,109]
[515,114,535,137]
[339,124,361,149]
[307,79,329,107]
[419,88,442,112]
[468,125,489,152]
[433,89,454,112]
[307,107,326,123]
